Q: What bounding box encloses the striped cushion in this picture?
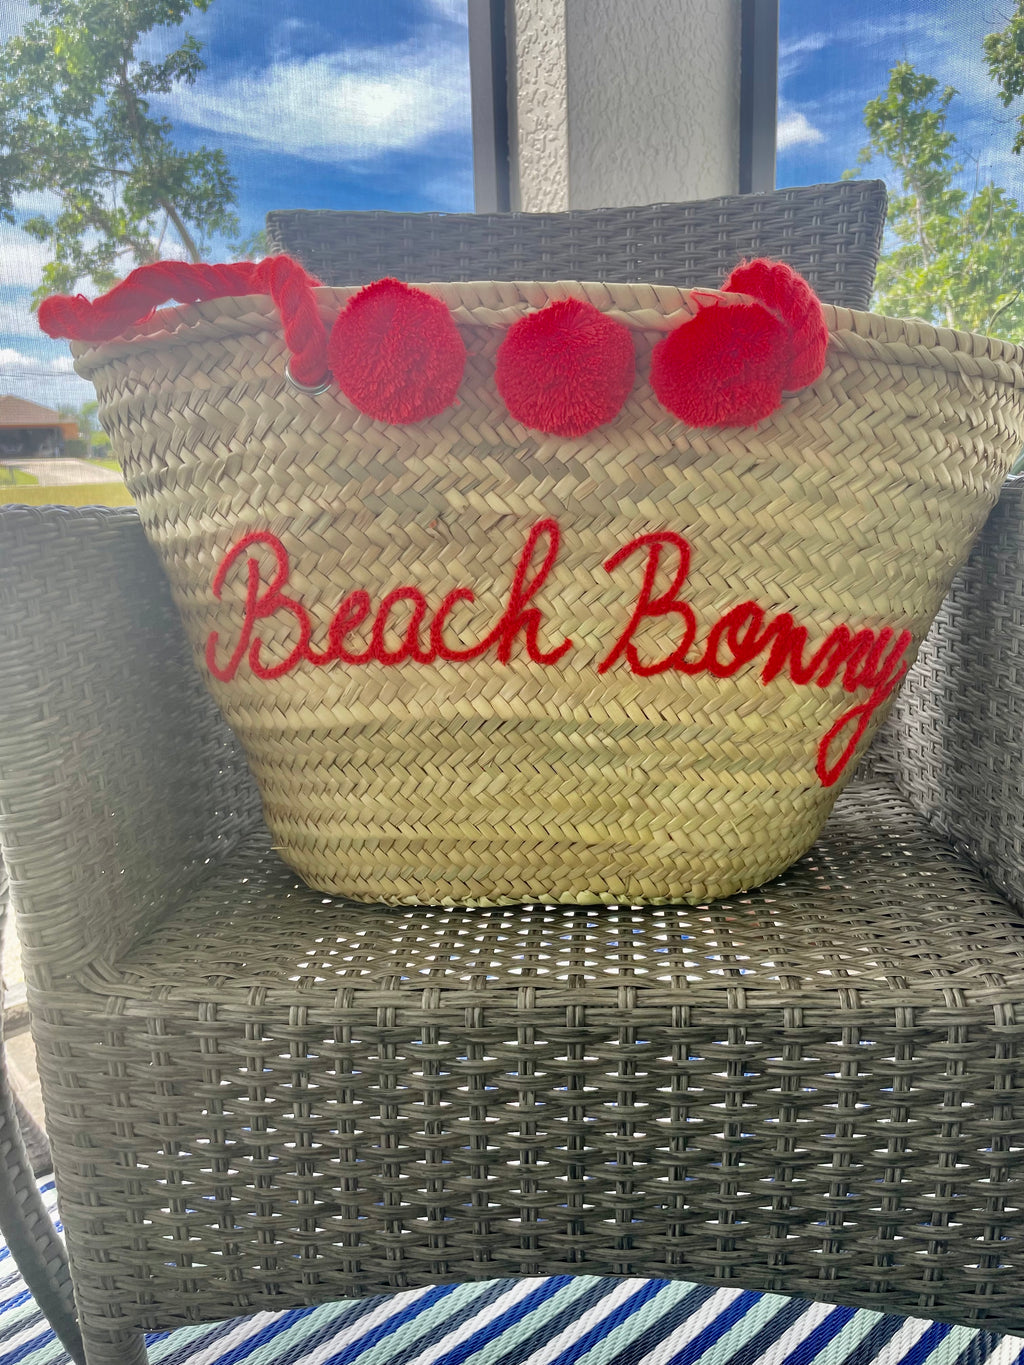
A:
[4,1183,1024,1365]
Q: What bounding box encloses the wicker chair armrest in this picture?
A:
[876,476,1024,909]
[0,506,261,981]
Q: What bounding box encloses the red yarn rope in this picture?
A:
[37,256,330,388]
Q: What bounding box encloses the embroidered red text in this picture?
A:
[599,531,912,785]
[205,518,912,788]
[205,516,573,684]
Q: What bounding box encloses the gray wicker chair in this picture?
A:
[15,182,1024,1363]
[265,180,887,308]
[6,491,1024,1361]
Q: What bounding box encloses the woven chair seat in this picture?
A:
[46,775,1024,1334]
[110,780,1018,1006]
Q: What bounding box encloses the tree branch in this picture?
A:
[986,284,1023,335]
[119,63,200,261]
[157,194,199,260]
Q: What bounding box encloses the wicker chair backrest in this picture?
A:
[265,180,887,310]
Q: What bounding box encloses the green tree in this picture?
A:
[984,0,1024,154]
[228,226,268,260]
[78,399,95,442]
[56,401,80,432]
[849,61,1024,338]
[80,398,111,447]
[79,398,97,440]
[0,0,240,304]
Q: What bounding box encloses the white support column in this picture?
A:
[507,0,571,211]
[508,0,741,212]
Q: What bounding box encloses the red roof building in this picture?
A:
[0,395,79,458]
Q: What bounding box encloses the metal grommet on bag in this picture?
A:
[285,361,331,395]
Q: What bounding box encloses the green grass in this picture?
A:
[0,466,39,487]
[86,456,120,473]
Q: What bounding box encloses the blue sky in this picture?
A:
[4,0,1024,413]
[0,0,473,410]
[777,1,1024,202]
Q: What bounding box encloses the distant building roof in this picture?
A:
[0,395,78,438]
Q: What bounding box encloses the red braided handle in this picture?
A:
[37,256,330,388]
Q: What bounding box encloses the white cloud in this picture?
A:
[12,190,63,216]
[778,14,939,89]
[268,16,313,62]
[421,164,475,213]
[420,0,468,24]
[160,40,471,163]
[0,235,51,290]
[150,233,192,262]
[0,217,191,311]
[776,2,1024,203]
[0,345,75,375]
[0,341,93,411]
[0,290,41,339]
[0,370,93,409]
[0,0,32,43]
[779,33,827,64]
[777,110,826,151]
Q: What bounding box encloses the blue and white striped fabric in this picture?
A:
[4,1182,1024,1365]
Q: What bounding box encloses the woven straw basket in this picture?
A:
[62,268,1024,907]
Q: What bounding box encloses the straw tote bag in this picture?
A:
[39,255,1024,907]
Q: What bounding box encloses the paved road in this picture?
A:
[0,457,124,485]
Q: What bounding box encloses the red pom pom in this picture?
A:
[495,297,635,437]
[724,259,828,391]
[328,278,465,424]
[650,298,790,428]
